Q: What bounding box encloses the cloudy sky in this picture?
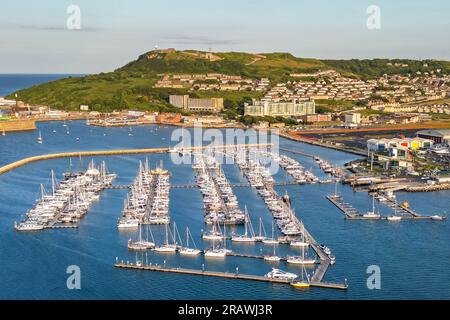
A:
[0,0,449,73]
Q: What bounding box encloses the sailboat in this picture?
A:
[63,120,67,127]
[204,224,229,257]
[363,194,382,219]
[37,131,43,144]
[231,206,256,243]
[290,264,310,289]
[179,226,201,255]
[128,127,133,136]
[128,225,155,250]
[254,217,267,242]
[262,220,279,245]
[264,239,281,262]
[290,222,309,248]
[202,219,225,240]
[2,129,5,136]
[387,199,402,222]
[154,223,177,253]
[287,245,315,265]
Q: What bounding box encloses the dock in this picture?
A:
[326,194,445,221]
[114,261,348,290]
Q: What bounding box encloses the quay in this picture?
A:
[114,261,348,290]
[0,143,274,176]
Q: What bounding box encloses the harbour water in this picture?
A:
[0,120,449,299]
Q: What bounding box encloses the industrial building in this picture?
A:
[367,137,434,152]
[244,99,315,117]
[416,129,450,145]
[169,95,223,113]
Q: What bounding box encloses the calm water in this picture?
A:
[0,120,448,300]
[0,74,84,97]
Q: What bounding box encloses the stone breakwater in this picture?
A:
[0,119,36,132]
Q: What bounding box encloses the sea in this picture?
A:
[0,74,84,97]
[0,75,449,300]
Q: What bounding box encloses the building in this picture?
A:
[344,113,361,125]
[169,95,223,113]
[299,113,332,124]
[244,99,315,117]
[417,129,450,144]
[367,137,433,153]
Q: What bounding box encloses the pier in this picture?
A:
[326,194,445,221]
[114,261,348,290]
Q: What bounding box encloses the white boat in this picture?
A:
[363,195,381,218]
[118,218,139,230]
[387,216,402,222]
[231,206,256,243]
[286,256,316,265]
[14,221,44,231]
[290,241,309,248]
[154,223,178,253]
[2,129,5,136]
[204,248,227,258]
[262,221,279,244]
[37,131,43,144]
[431,215,445,221]
[265,268,298,280]
[179,227,201,256]
[264,255,281,262]
[128,225,155,250]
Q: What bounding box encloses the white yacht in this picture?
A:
[387,216,402,222]
[14,221,44,231]
[265,268,298,280]
[117,217,139,230]
[204,248,227,258]
[286,256,316,265]
[179,227,201,256]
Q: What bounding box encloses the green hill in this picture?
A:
[7,49,450,113]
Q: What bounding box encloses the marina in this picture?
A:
[0,120,448,299]
[14,161,116,231]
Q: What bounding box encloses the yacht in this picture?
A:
[265,268,298,280]
[431,215,445,221]
[154,224,178,253]
[14,221,44,231]
[387,215,402,222]
[179,227,201,256]
[204,248,227,258]
[231,207,256,243]
[117,217,139,230]
[363,195,382,219]
[286,256,316,265]
[37,131,43,144]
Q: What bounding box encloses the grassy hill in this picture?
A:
[7,49,450,113]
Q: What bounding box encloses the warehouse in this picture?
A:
[417,129,450,145]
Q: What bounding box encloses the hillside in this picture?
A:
[7,49,450,114]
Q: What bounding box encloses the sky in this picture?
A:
[0,0,449,73]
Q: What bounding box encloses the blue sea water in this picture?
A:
[0,74,84,97]
[0,75,448,300]
[0,121,448,300]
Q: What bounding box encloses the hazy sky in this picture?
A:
[0,0,449,73]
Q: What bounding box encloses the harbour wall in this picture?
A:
[0,143,273,176]
[0,119,36,132]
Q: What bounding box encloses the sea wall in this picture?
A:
[0,119,36,132]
